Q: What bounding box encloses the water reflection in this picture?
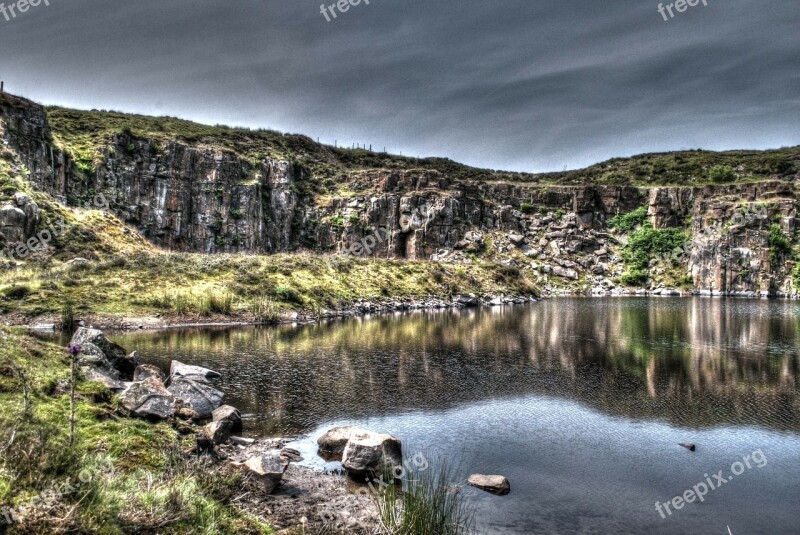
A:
[115,298,800,435]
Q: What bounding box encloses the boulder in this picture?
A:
[212,405,242,433]
[204,420,233,444]
[317,426,370,459]
[467,474,510,495]
[120,377,176,419]
[169,360,222,383]
[280,447,303,463]
[70,328,137,379]
[167,377,224,419]
[456,295,479,307]
[81,366,127,391]
[508,231,525,245]
[341,430,403,479]
[76,342,116,373]
[133,364,165,383]
[244,453,288,494]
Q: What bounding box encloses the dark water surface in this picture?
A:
[115,298,800,534]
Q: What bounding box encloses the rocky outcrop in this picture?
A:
[3,92,800,296]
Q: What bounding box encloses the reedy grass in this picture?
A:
[375,456,474,535]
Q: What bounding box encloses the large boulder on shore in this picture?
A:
[81,366,126,391]
[120,377,176,419]
[169,360,221,383]
[70,328,139,379]
[467,474,511,495]
[341,430,403,479]
[133,364,165,383]
[317,426,370,460]
[244,453,288,494]
[212,405,242,433]
[167,377,224,419]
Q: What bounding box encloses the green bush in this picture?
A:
[619,270,649,286]
[520,203,534,214]
[274,285,301,303]
[708,165,736,183]
[608,206,648,233]
[768,224,792,267]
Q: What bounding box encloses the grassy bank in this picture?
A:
[0,252,538,328]
[0,327,272,534]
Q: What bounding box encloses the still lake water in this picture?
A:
[115,298,800,534]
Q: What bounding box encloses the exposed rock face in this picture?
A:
[120,377,177,419]
[341,430,403,479]
[2,92,800,295]
[468,474,511,495]
[0,193,39,247]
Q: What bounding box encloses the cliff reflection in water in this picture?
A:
[117,298,800,435]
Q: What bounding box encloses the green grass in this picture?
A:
[375,456,474,535]
[0,327,273,534]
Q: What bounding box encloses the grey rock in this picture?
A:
[244,453,288,494]
[467,474,511,495]
[167,377,224,419]
[317,426,369,459]
[81,366,126,391]
[120,377,177,419]
[212,405,242,433]
[133,364,165,383]
[341,430,403,479]
[70,328,136,379]
[169,360,222,383]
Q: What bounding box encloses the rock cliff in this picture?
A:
[1,91,799,295]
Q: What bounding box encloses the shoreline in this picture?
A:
[15,288,800,334]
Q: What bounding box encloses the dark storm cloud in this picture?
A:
[0,0,797,171]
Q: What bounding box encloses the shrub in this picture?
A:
[708,165,736,183]
[274,285,301,303]
[520,203,534,214]
[608,206,648,233]
[619,270,649,286]
[2,284,30,300]
[768,224,792,267]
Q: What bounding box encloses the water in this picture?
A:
[114,298,800,534]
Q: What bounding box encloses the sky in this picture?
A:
[0,0,798,172]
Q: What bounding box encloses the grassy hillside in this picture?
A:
[45,105,800,188]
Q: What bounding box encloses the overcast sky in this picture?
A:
[1,0,798,172]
